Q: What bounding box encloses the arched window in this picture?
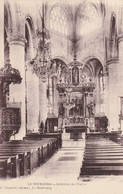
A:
[109,14,118,58]
[111,15,116,38]
[25,17,34,60]
[83,58,104,116]
[77,3,101,36]
[4,29,9,63]
[50,5,68,35]
[4,5,11,64]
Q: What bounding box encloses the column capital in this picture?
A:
[118,34,123,43]
[7,36,26,47]
[103,71,109,76]
[107,58,119,66]
[103,66,109,76]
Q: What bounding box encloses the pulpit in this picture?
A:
[0,107,21,141]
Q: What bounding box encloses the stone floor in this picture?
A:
[27,132,85,182]
[1,133,123,194]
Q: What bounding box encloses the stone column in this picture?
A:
[26,64,40,133]
[118,36,123,132]
[8,37,26,139]
[95,76,100,116]
[49,77,53,114]
[108,61,119,132]
[39,80,48,127]
[118,36,123,96]
[52,76,59,117]
[103,69,109,127]
[0,0,4,68]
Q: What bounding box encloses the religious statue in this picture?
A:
[51,60,57,73]
[87,101,95,117]
[59,103,65,117]
[72,67,79,86]
[57,63,62,78]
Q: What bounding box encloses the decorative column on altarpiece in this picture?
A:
[83,81,95,131]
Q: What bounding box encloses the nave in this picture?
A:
[2,132,123,194]
[1,1,123,193]
[3,132,123,182]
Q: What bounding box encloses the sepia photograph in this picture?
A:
[0,0,123,193]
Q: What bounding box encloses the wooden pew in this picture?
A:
[0,138,59,179]
[0,138,57,177]
[81,136,123,176]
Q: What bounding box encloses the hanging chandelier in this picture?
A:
[30,4,51,82]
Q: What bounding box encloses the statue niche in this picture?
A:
[72,67,79,86]
[50,59,68,82]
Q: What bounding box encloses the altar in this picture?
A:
[56,60,96,140]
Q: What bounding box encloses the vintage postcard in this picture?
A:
[0,0,123,193]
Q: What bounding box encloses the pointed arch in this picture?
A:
[110,13,117,39]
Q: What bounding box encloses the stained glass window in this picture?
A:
[77,3,101,36]
[50,5,68,35]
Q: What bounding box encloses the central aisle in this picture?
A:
[27,132,85,182]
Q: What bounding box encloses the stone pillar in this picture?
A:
[52,77,58,117]
[47,77,53,115]
[26,64,40,133]
[103,69,109,124]
[0,0,4,68]
[108,61,119,132]
[95,76,100,116]
[118,37,123,132]
[118,37,123,96]
[39,80,48,127]
[8,37,26,139]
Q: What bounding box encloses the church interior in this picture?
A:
[1,0,123,181]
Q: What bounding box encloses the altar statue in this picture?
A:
[72,67,79,85]
[87,101,95,117]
